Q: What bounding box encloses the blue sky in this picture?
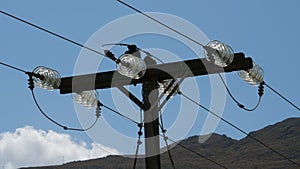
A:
[0,0,299,168]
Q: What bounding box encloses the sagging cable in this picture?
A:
[218,73,264,112]
[27,73,100,131]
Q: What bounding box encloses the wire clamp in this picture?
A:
[96,102,102,118]
[258,83,264,97]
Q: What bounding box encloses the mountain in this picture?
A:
[22,117,300,169]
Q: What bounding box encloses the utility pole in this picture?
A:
[58,52,253,169]
[142,57,161,169]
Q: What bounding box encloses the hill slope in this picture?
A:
[22,117,300,169]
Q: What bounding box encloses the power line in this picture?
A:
[101,104,139,125]
[178,91,300,168]
[0,61,27,73]
[116,0,205,48]
[0,10,106,57]
[162,134,227,169]
[263,81,300,111]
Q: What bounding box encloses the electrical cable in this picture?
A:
[133,109,143,169]
[67,102,102,131]
[161,134,227,169]
[161,131,176,169]
[0,10,111,59]
[178,91,300,168]
[31,90,100,131]
[158,102,176,169]
[157,72,188,113]
[263,81,300,111]
[116,0,205,48]
[26,74,100,131]
[101,104,139,125]
[133,109,144,169]
[133,123,143,169]
[218,73,263,111]
[0,61,27,73]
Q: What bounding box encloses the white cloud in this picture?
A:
[0,126,119,169]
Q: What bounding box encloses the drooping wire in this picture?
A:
[178,91,300,168]
[161,134,227,169]
[133,109,143,169]
[218,73,263,111]
[28,75,100,131]
[0,61,27,73]
[116,0,205,48]
[158,103,176,169]
[263,81,300,111]
[67,102,102,131]
[0,10,114,60]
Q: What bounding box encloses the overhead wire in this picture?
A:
[116,0,205,48]
[162,134,227,169]
[0,10,108,58]
[101,104,139,125]
[0,61,27,73]
[178,91,300,168]
[263,81,300,111]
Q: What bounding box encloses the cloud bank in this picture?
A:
[0,126,119,169]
